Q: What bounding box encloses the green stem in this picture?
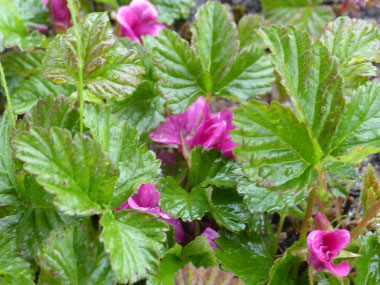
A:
[299,186,317,244]
[0,60,15,128]
[67,0,84,134]
[273,207,287,256]
[351,200,380,239]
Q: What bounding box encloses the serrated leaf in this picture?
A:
[0,114,20,206]
[2,50,44,77]
[326,82,380,158]
[100,210,169,284]
[83,104,161,208]
[237,14,265,49]
[237,179,306,218]
[110,81,166,137]
[355,233,380,284]
[23,95,80,133]
[261,0,334,39]
[158,177,209,221]
[258,26,345,150]
[189,148,238,188]
[210,188,249,232]
[216,230,273,284]
[42,12,143,100]
[145,29,207,114]
[232,100,320,189]
[13,0,49,28]
[321,17,380,89]
[11,75,75,115]
[175,263,243,285]
[38,222,116,285]
[14,127,118,216]
[213,45,275,102]
[151,0,193,25]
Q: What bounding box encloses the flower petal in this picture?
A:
[323,230,350,252]
[200,227,220,249]
[326,260,350,277]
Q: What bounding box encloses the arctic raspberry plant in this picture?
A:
[1,0,380,284]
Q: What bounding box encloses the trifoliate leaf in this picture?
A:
[100,210,169,284]
[232,100,321,189]
[355,233,380,284]
[158,177,209,221]
[261,0,334,39]
[326,82,380,158]
[237,14,265,49]
[174,263,243,285]
[258,26,345,151]
[210,187,250,232]
[38,222,116,285]
[237,179,306,218]
[42,12,144,101]
[109,80,166,137]
[321,17,380,89]
[23,95,80,133]
[83,104,161,208]
[216,230,273,284]
[189,148,238,188]
[0,114,20,206]
[0,0,45,50]
[145,29,207,114]
[14,127,119,216]
[151,0,194,25]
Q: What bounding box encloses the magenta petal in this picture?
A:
[51,0,71,32]
[326,260,350,277]
[166,218,188,243]
[42,0,49,5]
[323,230,350,252]
[315,212,332,231]
[132,184,160,208]
[200,227,220,249]
[130,0,159,22]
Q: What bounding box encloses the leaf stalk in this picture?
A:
[0,60,15,128]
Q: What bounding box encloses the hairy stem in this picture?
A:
[0,60,15,128]
[273,207,287,257]
[67,0,85,134]
[351,200,380,239]
[299,186,317,244]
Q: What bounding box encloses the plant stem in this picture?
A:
[299,186,317,244]
[205,92,213,104]
[67,0,84,134]
[0,60,15,128]
[273,207,287,257]
[351,200,380,239]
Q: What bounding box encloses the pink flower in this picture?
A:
[307,230,351,277]
[43,0,71,33]
[150,97,237,158]
[200,227,220,249]
[115,184,187,243]
[116,0,165,43]
[314,212,333,232]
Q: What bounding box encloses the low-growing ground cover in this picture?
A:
[1,0,380,284]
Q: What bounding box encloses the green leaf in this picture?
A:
[100,210,169,284]
[109,80,166,136]
[11,75,75,115]
[258,26,345,151]
[216,230,273,284]
[151,0,194,25]
[2,50,44,77]
[326,82,380,158]
[182,236,218,268]
[23,95,80,133]
[237,15,265,49]
[174,263,243,285]
[0,234,34,284]
[360,164,380,216]
[213,45,275,102]
[268,241,304,285]
[321,17,380,89]
[232,100,321,189]
[189,148,238,188]
[261,0,334,39]
[0,114,20,206]
[145,29,207,114]
[83,104,161,208]
[0,0,45,51]
[42,12,143,100]
[210,188,250,232]
[191,1,238,87]
[13,0,49,28]
[237,179,306,218]
[14,127,119,216]
[158,177,209,221]
[38,222,116,285]
[355,233,380,284]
